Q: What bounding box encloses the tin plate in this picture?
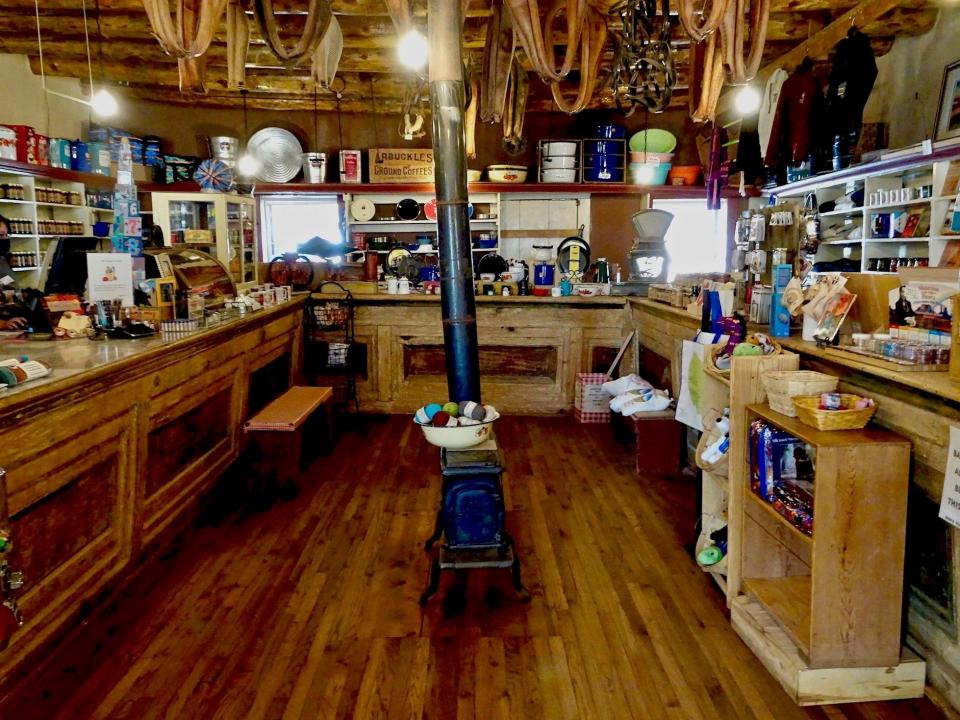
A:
[247,127,303,183]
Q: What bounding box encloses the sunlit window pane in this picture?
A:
[259,196,343,258]
[652,199,728,280]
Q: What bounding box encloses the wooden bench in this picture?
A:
[243,386,333,497]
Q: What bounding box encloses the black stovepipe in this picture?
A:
[429,0,481,403]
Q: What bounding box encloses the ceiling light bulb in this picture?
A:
[90,88,118,117]
[237,153,260,177]
[735,85,761,115]
[397,29,429,70]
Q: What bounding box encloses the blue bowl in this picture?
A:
[596,124,626,139]
[473,237,497,249]
[582,139,624,155]
[584,165,624,182]
[584,153,624,169]
[92,221,110,237]
[628,162,672,185]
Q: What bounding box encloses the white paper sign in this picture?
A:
[939,426,960,528]
[86,253,134,306]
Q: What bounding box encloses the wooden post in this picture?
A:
[429,0,481,402]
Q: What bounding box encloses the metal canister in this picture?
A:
[595,257,609,283]
[86,141,111,175]
[301,152,327,183]
[339,150,362,183]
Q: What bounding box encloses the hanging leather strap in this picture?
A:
[251,0,332,66]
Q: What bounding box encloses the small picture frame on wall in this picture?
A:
[934,59,960,143]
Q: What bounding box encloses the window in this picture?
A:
[652,199,728,280]
[259,195,344,259]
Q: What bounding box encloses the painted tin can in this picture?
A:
[0,126,16,160]
[48,138,72,168]
[88,141,111,175]
[339,149,362,183]
[70,140,91,172]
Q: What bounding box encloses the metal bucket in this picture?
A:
[208,136,239,162]
[301,152,327,183]
[48,138,72,168]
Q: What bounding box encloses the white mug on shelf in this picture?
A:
[868,192,879,207]
[387,276,399,294]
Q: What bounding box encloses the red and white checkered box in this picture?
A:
[574,372,610,423]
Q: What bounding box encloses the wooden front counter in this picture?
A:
[0,299,303,692]
[338,294,631,414]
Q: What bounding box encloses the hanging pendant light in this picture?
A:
[237,90,260,177]
[33,0,118,117]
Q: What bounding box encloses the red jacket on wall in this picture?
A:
[764,64,817,168]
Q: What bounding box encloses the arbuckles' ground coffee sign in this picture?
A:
[369,148,434,183]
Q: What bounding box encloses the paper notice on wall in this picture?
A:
[939,426,960,528]
[86,253,134,306]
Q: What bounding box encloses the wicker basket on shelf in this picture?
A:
[762,371,838,418]
[792,394,878,431]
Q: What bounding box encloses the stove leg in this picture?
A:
[511,552,530,602]
[424,508,444,552]
[419,555,442,606]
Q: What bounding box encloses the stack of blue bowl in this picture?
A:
[583,125,625,183]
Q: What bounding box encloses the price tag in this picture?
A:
[939,426,960,528]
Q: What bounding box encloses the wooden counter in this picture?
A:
[320,293,630,414]
[0,299,304,693]
[630,296,960,707]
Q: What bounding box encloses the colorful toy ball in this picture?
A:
[414,407,431,424]
[424,403,443,420]
[431,410,450,427]
[458,400,485,421]
[483,405,498,422]
[442,401,460,417]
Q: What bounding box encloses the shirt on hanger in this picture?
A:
[758,68,788,159]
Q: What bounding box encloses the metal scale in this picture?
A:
[611,209,674,295]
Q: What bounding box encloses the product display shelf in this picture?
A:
[691,348,799,601]
[769,146,960,272]
[0,165,112,285]
[344,191,502,263]
[730,402,924,706]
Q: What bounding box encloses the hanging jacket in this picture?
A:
[825,28,877,142]
[764,64,817,168]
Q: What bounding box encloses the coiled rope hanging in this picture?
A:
[251,0,331,66]
[677,0,730,43]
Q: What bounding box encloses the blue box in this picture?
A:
[770,263,792,337]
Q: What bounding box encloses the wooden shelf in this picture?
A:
[746,491,812,546]
[0,158,115,189]
[743,576,812,655]
[746,403,910,448]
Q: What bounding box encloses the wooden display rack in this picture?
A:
[730,404,925,705]
[693,350,799,598]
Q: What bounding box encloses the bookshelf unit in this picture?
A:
[730,403,925,705]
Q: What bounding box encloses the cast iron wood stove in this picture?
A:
[419,438,529,606]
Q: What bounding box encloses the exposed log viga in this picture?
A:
[479,0,515,124]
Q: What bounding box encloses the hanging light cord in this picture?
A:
[34,0,100,106]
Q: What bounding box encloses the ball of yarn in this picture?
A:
[0,367,18,387]
[414,407,431,424]
[458,400,485,421]
[459,417,481,426]
[445,415,459,427]
[483,405,498,422]
[424,403,443,420]
[431,410,450,427]
[442,401,459,417]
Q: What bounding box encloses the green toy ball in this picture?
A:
[442,401,459,417]
[697,546,723,566]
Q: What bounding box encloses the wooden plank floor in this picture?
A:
[0,415,947,720]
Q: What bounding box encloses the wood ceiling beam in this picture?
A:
[0,0,492,16]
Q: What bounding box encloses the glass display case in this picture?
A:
[151,191,258,288]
